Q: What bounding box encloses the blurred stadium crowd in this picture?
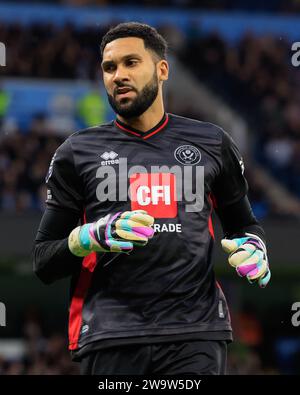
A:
[5,0,300,13]
[180,31,300,199]
[0,308,79,375]
[0,21,299,215]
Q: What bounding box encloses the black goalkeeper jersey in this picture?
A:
[43,113,248,360]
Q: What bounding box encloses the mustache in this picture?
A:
[113,84,136,96]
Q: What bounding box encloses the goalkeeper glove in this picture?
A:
[68,210,155,257]
[221,233,271,288]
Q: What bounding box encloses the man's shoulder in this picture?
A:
[52,121,115,157]
[69,121,115,140]
[168,113,225,140]
[55,121,115,150]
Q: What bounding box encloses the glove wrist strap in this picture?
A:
[244,232,267,257]
[68,226,91,257]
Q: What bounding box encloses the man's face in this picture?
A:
[101,37,160,118]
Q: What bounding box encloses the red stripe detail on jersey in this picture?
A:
[114,121,141,137]
[208,215,215,239]
[69,252,97,350]
[208,194,215,239]
[115,114,169,139]
[142,114,169,140]
[210,193,218,209]
[68,209,98,351]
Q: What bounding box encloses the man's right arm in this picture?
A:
[33,207,82,284]
[33,138,84,284]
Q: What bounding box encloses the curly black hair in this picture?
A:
[100,22,168,60]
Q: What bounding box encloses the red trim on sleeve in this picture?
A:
[208,216,215,240]
[68,252,97,351]
[208,194,215,239]
[210,193,218,209]
[68,210,98,351]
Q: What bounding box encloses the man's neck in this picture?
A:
[117,106,165,133]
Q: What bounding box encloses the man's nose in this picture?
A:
[113,66,129,83]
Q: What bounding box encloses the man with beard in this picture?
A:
[33,22,271,375]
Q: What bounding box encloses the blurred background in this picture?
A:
[0,0,300,375]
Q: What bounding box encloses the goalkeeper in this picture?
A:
[33,22,270,375]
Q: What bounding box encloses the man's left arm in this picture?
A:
[211,130,271,288]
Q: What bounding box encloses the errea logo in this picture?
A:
[100,151,119,166]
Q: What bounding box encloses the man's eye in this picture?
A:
[104,64,115,72]
[126,60,138,67]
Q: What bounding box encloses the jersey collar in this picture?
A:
[114,113,169,140]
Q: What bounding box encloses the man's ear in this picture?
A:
[157,60,169,82]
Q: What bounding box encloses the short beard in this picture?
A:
[107,71,159,119]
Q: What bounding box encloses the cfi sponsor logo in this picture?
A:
[174,145,201,165]
[130,173,178,218]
